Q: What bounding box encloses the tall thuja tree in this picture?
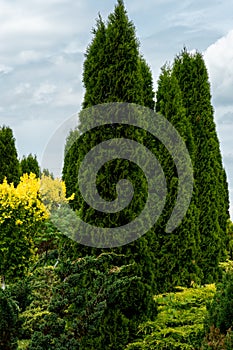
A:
[63,0,156,276]
[91,0,143,105]
[63,0,155,231]
[62,128,79,205]
[82,0,154,109]
[0,126,20,185]
[154,65,201,291]
[20,153,40,177]
[64,1,155,198]
[173,49,229,282]
[62,0,157,343]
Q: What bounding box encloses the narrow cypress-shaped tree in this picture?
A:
[81,0,153,109]
[0,126,20,185]
[173,49,229,282]
[64,1,155,201]
[61,128,80,207]
[20,153,40,178]
[62,0,157,344]
[95,0,144,105]
[63,0,156,265]
[63,0,155,210]
[154,65,201,290]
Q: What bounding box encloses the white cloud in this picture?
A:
[33,83,57,104]
[1,17,52,36]
[204,29,233,107]
[0,64,13,74]
[63,41,84,55]
[14,82,31,95]
[0,0,94,68]
[55,87,83,108]
[217,112,233,125]
[18,50,44,64]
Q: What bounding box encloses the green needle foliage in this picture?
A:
[204,261,233,334]
[0,126,20,185]
[155,65,201,291]
[82,14,107,109]
[201,261,233,349]
[20,154,40,178]
[172,49,230,283]
[62,0,157,344]
[26,253,156,350]
[126,284,216,350]
[62,4,229,347]
[82,0,154,108]
[0,289,19,350]
[63,0,155,242]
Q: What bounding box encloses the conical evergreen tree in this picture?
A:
[0,126,20,185]
[172,49,229,282]
[64,1,155,202]
[20,153,40,178]
[96,0,143,105]
[154,65,201,290]
[62,1,157,343]
[82,0,153,109]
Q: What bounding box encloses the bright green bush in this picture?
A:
[126,284,216,350]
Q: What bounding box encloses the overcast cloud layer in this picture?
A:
[0,0,233,217]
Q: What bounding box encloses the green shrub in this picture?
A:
[201,261,233,349]
[0,289,19,350]
[26,253,157,350]
[126,284,216,350]
[204,262,233,333]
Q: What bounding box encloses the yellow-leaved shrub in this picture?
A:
[0,173,73,284]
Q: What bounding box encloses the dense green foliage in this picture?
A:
[205,262,233,332]
[64,0,155,201]
[62,3,157,342]
[0,289,19,350]
[126,284,216,349]
[173,49,229,283]
[154,65,201,291]
[0,126,20,185]
[14,247,157,350]
[82,0,154,109]
[201,261,233,349]
[20,154,40,178]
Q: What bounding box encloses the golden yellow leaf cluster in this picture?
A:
[40,174,74,212]
[0,173,48,226]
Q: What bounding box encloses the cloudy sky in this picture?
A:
[0,0,233,216]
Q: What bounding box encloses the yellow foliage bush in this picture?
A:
[39,174,74,212]
[0,173,72,282]
[0,173,48,225]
